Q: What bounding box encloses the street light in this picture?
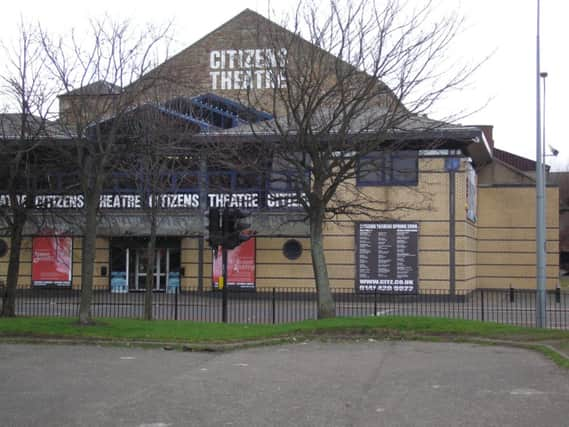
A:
[535,0,546,328]
[540,72,548,167]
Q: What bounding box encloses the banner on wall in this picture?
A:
[32,236,73,286]
[356,222,418,293]
[466,162,478,222]
[212,238,256,290]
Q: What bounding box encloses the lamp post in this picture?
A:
[541,71,548,277]
[541,72,548,166]
[535,0,546,328]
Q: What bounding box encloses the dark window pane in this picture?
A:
[60,173,81,192]
[237,173,261,190]
[209,172,232,191]
[358,152,386,184]
[269,171,291,190]
[114,174,137,192]
[357,151,417,186]
[392,151,418,183]
[177,173,199,190]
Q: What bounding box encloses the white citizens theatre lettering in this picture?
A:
[209,48,287,90]
[0,192,302,210]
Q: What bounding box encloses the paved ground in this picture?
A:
[0,341,568,427]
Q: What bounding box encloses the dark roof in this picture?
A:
[0,114,69,139]
[94,94,273,133]
[493,148,538,172]
[60,80,122,96]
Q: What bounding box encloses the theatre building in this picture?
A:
[0,9,559,294]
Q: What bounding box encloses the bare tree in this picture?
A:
[40,18,171,324]
[0,21,58,316]
[110,106,198,319]
[238,0,484,317]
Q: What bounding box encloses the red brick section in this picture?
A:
[493,148,538,172]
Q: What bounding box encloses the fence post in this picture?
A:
[480,289,485,322]
[174,288,178,321]
[374,286,378,316]
[555,286,561,304]
[222,247,228,323]
[509,286,515,303]
[272,288,276,324]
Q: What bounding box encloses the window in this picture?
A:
[283,239,303,260]
[357,150,418,186]
[208,171,232,191]
[176,172,199,191]
[268,153,310,192]
[35,174,58,192]
[59,173,81,192]
[236,172,262,191]
[113,174,138,193]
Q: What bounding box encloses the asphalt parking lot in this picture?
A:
[0,341,568,427]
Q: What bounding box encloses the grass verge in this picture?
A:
[527,344,569,369]
[1,316,568,343]
[2,316,568,369]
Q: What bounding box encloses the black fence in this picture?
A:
[1,287,569,329]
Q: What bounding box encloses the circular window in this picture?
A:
[283,239,303,260]
[0,239,7,257]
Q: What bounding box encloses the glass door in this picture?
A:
[110,240,181,293]
[135,248,169,291]
[135,249,149,291]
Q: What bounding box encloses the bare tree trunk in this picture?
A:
[78,192,99,325]
[1,215,26,317]
[144,209,157,320]
[309,213,336,319]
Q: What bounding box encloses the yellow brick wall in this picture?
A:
[180,237,201,290]
[1,161,558,294]
[477,186,559,289]
[70,238,110,290]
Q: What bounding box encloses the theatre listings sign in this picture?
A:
[209,48,287,90]
[356,222,419,293]
[0,191,303,210]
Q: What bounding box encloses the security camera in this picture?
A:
[548,144,559,157]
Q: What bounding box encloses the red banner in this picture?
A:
[212,238,256,290]
[32,236,73,286]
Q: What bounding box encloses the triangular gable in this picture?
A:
[128,9,398,109]
[128,9,292,99]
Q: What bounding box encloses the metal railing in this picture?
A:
[1,287,568,329]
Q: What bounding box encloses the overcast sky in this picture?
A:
[1,0,567,170]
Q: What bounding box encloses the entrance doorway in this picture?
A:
[131,247,170,291]
[110,239,181,292]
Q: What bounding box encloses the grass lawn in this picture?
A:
[1,316,568,344]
